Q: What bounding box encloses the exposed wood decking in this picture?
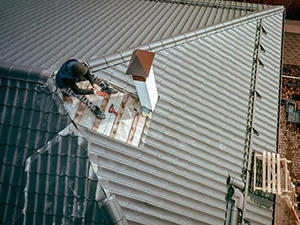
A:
[62,81,147,147]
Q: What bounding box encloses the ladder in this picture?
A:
[253,151,300,224]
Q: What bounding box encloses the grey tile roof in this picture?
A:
[0,70,71,225]
[0,68,121,224]
[0,0,272,70]
[23,124,105,225]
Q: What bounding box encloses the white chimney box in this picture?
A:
[125,49,158,113]
[134,66,158,112]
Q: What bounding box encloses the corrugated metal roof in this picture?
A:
[77,7,284,224]
[244,12,283,224]
[0,72,71,225]
[0,0,272,70]
[252,13,283,155]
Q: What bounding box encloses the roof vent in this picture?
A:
[126,49,158,113]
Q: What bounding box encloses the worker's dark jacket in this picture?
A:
[55,59,79,88]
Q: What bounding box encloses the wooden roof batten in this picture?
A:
[253,151,300,225]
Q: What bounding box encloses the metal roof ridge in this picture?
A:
[86,5,284,72]
[0,63,52,84]
[145,0,259,12]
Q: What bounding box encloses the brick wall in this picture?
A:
[274,70,300,225]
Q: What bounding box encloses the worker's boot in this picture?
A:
[101,83,118,94]
[92,106,106,119]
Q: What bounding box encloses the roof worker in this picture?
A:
[55,59,118,119]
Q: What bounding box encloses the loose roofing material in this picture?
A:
[0,0,285,225]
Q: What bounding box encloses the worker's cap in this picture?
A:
[71,63,88,77]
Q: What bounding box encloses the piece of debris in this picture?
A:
[109,104,118,116]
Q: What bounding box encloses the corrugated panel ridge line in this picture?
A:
[88,4,284,72]
[146,0,259,11]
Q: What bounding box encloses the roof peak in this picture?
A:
[0,63,52,84]
[146,0,259,12]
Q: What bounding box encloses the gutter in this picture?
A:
[226,175,245,225]
[86,5,284,72]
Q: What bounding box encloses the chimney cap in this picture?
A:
[125,49,155,77]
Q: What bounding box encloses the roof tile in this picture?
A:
[0,74,71,225]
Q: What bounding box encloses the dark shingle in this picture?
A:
[23,126,106,225]
[0,73,71,225]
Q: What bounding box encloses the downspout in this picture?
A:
[226,175,245,225]
[226,188,239,225]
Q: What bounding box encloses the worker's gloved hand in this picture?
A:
[92,84,106,97]
[94,89,106,97]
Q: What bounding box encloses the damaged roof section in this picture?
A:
[49,49,159,147]
[49,75,150,147]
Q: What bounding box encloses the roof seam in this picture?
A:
[0,125,61,135]
[24,153,88,159]
[0,84,52,93]
[0,104,67,115]
[87,5,284,72]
